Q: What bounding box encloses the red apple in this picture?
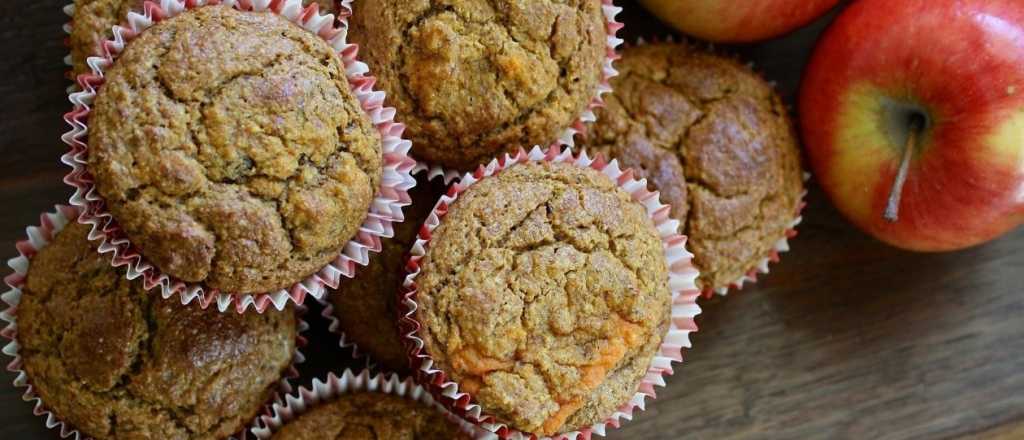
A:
[637,0,840,43]
[800,0,1024,252]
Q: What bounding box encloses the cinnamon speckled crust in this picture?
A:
[329,173,448,374]
[17,222,298,440]
[349,0,607,171]
[414,162,671,435]
[579,43,804,292]
[69,0,341,76]
[88,6,382,293]
[270,392,471,440]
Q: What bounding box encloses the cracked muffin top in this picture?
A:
[271,392,471,439]
[349,0,608,171]
[579,43,804,292]
[412,161,671,436]
[17,222,298,440]
[70,0,342,76]
[87,5,382,293]
[329,172,449,373]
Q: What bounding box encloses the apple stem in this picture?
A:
[883,117,923,223]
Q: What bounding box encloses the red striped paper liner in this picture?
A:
[398,145,703,440]
[1,206,309,440]
[251,368,494,439]
[320,161,461,368]
[59,0,417,314]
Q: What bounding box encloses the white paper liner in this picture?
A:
[251,368,495,439]
[319,161,461,368]
[1,205,309,440]
[62,3,74,89]
[398,145,703,439]
[60,0,417,313]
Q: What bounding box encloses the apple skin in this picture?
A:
[637,0,840,43]
[800,0,1024,252]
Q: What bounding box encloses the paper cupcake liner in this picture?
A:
[60,0,417,314]
[319,161,461,369]
[411,161,464,189]
[61,3,74,91]
[397,145,702,440]
[1,206,310,440]
[251,368,494,439]
[316,298,373,366]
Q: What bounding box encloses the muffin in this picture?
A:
[86,5,382,293]
[349,0,608,170]
[579,42,804,293]
[328,172,449,373]
[69,0,341,76]
[16,222,298,440]
[409,161,672,436]
[271,392,471,439]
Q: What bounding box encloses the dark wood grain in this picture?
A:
[2,1,1022,439]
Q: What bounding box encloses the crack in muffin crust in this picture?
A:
[579,43,804,292]
[17,223,298,440]
[270,392,471,439]
[414,162,671,435]
[87,6,382,293]
[350,0,607,170]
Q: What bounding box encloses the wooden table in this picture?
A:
[2,1,1022,439]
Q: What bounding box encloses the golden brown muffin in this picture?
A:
[412,161,671,436]
[17,223,298,440]
[68,0,143,76]
[578,42,804,292]
[271,392,471,440]
[87,6,382,293]
[349,0,608,171]
[69,0,341,76]
[329,172,449,373]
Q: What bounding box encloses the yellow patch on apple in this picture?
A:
[831,84,898,220]
[987,108,1024,166]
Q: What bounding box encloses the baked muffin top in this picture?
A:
[271,392,471,440]
[69,0,341,76]
[413,161,671,435]
[349,0,607,170]
[579,42,804,292]
[87,5,382,293]
[69,0,145,76]
[329,172,449,373]
[18,223,298,440]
